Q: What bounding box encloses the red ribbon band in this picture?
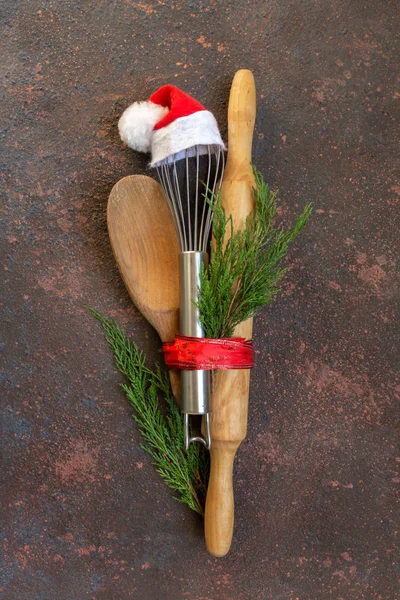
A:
[163,335,254,371]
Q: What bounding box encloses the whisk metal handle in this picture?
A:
[180,251,211,450]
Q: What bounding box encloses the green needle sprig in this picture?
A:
[197,165,312,338]
[89,308,209,515]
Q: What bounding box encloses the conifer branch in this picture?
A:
[88,308,208,515]
[197,165,312,338]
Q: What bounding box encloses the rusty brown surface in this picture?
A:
[1,1,399,598]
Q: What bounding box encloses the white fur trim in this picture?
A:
[118,101,169,153]
[150,111,225,166]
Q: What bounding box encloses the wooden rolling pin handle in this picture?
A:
[205,69,256,557]
[226,69,256,164]
[204,441,239,557]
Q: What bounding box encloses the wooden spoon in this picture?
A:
[107,174,180,396]
[205,69,257,556]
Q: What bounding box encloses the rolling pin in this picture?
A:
[204,69,257,557]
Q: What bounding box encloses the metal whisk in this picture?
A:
[156,145,225,449]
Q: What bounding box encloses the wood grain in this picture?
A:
[107,174,180,396]
[205,70,256,557]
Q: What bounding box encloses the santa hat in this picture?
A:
[118,84,225,166]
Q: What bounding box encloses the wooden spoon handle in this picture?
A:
[205,69,256,557]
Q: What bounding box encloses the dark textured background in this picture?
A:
[1,1,399,598]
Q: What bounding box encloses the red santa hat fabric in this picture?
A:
[118,84,225,166]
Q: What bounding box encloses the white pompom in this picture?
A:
[118,101,169,153]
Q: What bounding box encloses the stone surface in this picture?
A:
[1,1,399,598]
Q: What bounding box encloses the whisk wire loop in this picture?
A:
[172,160,188,251]
[156,145,224,253]
[203,148,224,250]
[158,163,184,249]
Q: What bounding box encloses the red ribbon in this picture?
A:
[163,335,254,371]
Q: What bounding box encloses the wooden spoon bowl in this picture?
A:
[107,174,180,395]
